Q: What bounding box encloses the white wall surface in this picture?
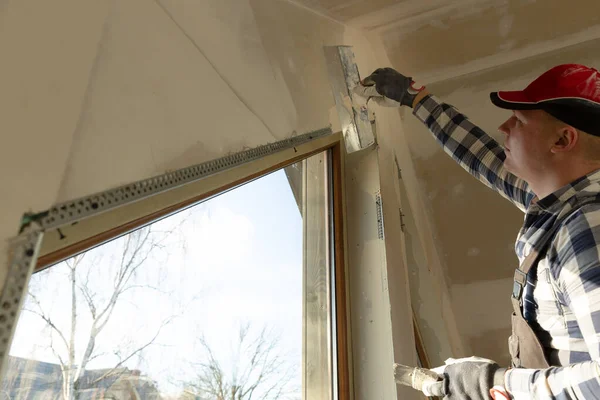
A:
[0,0,376,276]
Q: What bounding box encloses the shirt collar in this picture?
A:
[531,168,600,212]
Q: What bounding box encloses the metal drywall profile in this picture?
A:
[324,46,375,154]
[0,231,43,384]
[26,128,331,233]
[36,130,339,268]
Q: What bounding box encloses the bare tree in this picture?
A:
[23,224,181,400]
[181,323,298,400]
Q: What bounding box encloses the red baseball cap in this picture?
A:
[490,64,600,136]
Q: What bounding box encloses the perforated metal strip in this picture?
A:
[37,128,331,231]
[0,231,43,372]
[375,192,384,240]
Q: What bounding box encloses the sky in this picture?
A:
[8,161,317,398]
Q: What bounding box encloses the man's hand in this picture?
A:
[427,357,508,400]
[352,67,426,108]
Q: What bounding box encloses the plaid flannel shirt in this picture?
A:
[413,94,600,400]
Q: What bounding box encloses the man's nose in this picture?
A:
[498,118,511,136]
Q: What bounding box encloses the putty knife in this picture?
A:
[324,46,375,153]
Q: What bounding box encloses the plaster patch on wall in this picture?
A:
[427,189,437,201]
[468,327,511,367]
[328,105,342,133]
[498,13,513,38]
[428,19,448,30]
[369,0,505,37]
[499,39,516,52]
[419,21,600,84]
[451,183,465,198]
[287,56,297,72]
[467,247,480,257]
[451,278,513,336]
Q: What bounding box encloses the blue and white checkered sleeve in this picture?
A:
[413,94,534,212]
[506,206,600,399]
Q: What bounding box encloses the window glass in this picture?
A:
[4,150,333,400]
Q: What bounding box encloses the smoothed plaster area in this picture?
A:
[469,327,512,367]
[0,0,113,289]
[294,0,600,82]
[345,147,419,400]
[382,0,600,82]
[56,0,349,202]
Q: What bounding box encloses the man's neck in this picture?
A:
[531,163,600,200]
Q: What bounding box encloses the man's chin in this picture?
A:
[505,166,527,182]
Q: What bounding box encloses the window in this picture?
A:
[2,137,347,400]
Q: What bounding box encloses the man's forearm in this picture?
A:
[506,360,600,400]
[412,93,532,212]
[356,67,530,209]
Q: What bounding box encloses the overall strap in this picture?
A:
[510,199,599,316]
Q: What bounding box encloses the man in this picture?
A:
[355,64,600,400]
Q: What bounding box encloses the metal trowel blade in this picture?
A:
[393,363,441,388]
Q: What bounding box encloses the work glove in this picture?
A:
[394,357,509,400]
[431,357,508,400]
[352,67,425,108]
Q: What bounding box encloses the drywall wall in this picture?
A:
[372,97,468,365]
[0,0,362,276]
[397,164,457,366]
[399,38,600,366]
[0,0,113,293]
[345,146,420,400]
[357,31,467,366]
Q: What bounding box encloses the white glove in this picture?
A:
[432,356,498,374]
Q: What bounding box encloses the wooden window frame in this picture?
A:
[11,132,351,400]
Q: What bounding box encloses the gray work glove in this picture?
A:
[395,357,509,400]
[357,67,425,107]
[440,360,507,400]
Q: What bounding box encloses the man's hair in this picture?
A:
[544,111,600,161]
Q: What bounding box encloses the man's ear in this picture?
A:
[551,125,578,153]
